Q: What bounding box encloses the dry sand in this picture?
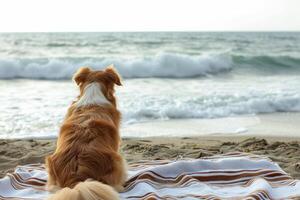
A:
[0,136,300,179]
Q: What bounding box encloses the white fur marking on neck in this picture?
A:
[75,82,111,107]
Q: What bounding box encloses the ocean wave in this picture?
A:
[0,53,232,79]
[0,52,300,79]
[122,93,300,124]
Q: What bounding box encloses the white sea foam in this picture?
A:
[0,52,232,79]
[0,77,300,139]
[121,93,300,124]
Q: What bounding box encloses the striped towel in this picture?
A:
[0,152,299,200]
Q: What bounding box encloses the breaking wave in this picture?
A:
[0,52,300,79]
[0,53,232,79]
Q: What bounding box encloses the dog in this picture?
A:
[46,65,127,200]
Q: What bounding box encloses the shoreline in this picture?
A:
[0,136,299,180]
[2,112,300,139]
[122,112,300,138]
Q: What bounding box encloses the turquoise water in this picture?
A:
[0,32,300,78]
[0,32,299,138]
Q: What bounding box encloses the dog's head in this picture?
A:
[73,65,122,107]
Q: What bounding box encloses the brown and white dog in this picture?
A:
[46,65,127,200]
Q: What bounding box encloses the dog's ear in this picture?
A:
[104,64,122,86]
[73,67,91,85]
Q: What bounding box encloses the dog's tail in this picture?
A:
[47,180,119,200]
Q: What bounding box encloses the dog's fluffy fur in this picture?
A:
[46,65,127,200]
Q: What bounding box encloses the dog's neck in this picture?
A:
[75,82,111,107]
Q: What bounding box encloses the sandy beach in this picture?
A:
[1,113,300,198]
[0,136,300,180]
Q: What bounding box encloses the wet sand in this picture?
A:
[0,136,300,179]
[121,112,300,137]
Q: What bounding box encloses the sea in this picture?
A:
[0,32,299,138]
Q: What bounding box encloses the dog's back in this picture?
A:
[46,66,126,200]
